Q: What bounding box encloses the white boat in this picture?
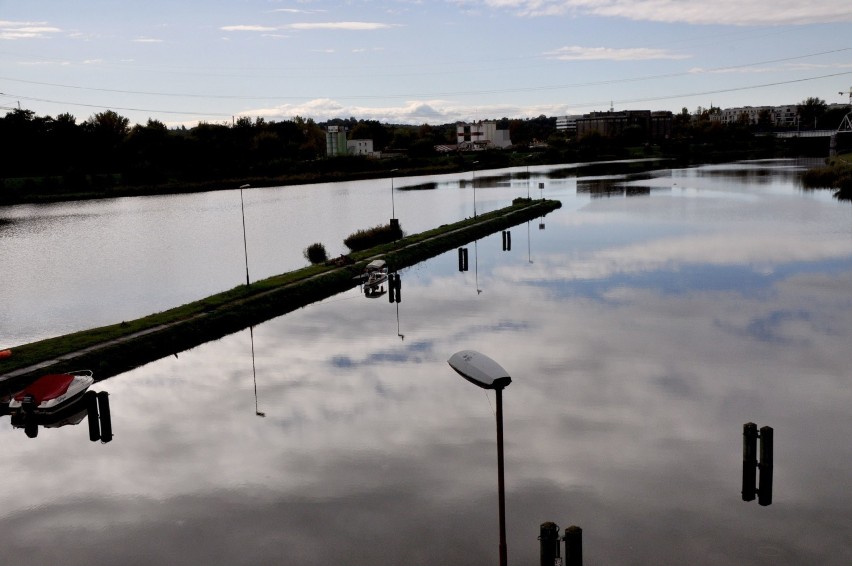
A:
[363,259,388,294]
[8,370,95,414]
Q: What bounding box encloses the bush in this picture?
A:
[303,242,328,264]
[343,222,404,251]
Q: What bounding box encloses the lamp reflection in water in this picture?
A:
[448,350,512,566]
[250,326,265,417]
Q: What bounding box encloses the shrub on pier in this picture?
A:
[304,242,328,264]
[343,223,403,251]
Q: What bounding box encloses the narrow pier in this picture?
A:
[0,199,561,388]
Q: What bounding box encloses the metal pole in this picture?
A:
[239,184,250,285]
[496,386,507,566]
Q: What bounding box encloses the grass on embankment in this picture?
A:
[0,198,561,388]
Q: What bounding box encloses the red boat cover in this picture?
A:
[14,374,75,404]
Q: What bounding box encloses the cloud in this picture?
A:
[241,98,574,124]
[285,22,396,31]
[220,25,278,32]
[475,1,852,25]
[0,21,61,40]
[545,45,690,61]
[221,22,395,34]
[133,37,164,43]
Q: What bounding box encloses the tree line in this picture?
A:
[1,97,848,204]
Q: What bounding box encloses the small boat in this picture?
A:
[363,259,389,294]
[8,370,94,415]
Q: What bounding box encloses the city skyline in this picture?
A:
[2,1,851,127]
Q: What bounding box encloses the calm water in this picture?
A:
[2,160,851,564]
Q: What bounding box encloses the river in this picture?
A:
[1,159,851,564]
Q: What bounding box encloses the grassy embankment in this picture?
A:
[802,152,852,200]
[0,198,561,389]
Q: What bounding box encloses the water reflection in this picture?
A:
[4,384,113,442]
[1,161,851,564]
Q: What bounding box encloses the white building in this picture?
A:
[456,121,512,149]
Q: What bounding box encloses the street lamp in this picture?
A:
[448,349,512,566]
[239,183,251,286]
[471,161,480,217]
[390,168,399,220]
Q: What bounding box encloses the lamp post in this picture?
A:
[471,161,480,217]
[239,183,251,286]
[448,350,511,566]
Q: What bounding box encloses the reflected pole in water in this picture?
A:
[475,240,481,294]
[527,220,533,264]
[390,168,399,219]
[250,326,264,417]
[396,302,404,341]
[239,184,251,286]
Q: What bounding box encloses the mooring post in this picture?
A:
[742,422,758,501]
[758,426,773,506]
[539,522,560,566]
[564,526,583,566]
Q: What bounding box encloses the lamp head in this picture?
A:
[448,350,512,390]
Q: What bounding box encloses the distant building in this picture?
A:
[347,139,375,156]
[711,104,801,128]
[556,115,583,134]
[456,121,512,150]
[576,110,672,139]
[326,126,348,156]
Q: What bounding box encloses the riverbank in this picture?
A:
[0,198,561,389]
[802,152,852,200]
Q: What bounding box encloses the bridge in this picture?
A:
[767,111,852,156]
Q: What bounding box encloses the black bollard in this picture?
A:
[97,391,113,443]
[458,248,466,271]
[86,391,100,442]
[506,230,511,251]
[564,526,582,566]
[502,231,507,251]
[539,522,560,566]
[742,423,758,501]
[758,426,773,506]
[394,274,401,303]
[389,274,396,303]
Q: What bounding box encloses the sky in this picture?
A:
[1,0,852,127]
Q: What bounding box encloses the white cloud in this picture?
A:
[221,25,278,32]
[221,22,395,33]
[133,37,164,43]
[240,98,574,124]
[545,45,690,61]
[0,21,61,40]
[285,22,396,31]
[475,1,852,25]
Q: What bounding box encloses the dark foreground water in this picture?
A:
[1,160,851,564]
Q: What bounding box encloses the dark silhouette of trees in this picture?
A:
[797,97,828,130]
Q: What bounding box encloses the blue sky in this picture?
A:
[2,1,852,126]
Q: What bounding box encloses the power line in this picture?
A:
[1,47,850,102]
